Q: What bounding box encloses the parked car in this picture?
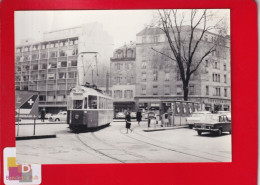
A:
[217,111,231,121]
[186,111,212,128]
[194,114,231,136]
[49,111,67,122]
[130,112,137,118]
[115,112,126,119]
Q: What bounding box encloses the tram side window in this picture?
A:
[73,100,83,109]
[88,96,97,109]
[84,97,88,109]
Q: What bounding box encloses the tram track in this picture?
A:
[120,125,222,162]
[131,125,231,159]
[75,133,125,163]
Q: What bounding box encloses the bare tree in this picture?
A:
[151,9,227,101]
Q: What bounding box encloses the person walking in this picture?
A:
[125,112,132,133]
[136,110,142,126]
[40,108,46,122]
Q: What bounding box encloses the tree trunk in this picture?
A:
[183,84,189,101]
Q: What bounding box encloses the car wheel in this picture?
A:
[229,130,232,134]
[55,118,60,122]
[189,125,193,129]
[197,131,202,135]
[218,129,222,136]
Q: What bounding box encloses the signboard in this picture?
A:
[15,91,39,118]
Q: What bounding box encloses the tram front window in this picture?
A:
[73,100,83,109]
[88,95,97,109]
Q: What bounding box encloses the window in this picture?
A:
[59,50,67,57]
[58,72,66,79]
[215,87,221,96]
[142,72,146,81]
[206,86,209,95]
[115,77,121,84]
[141,85,146,95]
[224,75,227,83]
[224,64,227,71]
[205,60,208,67]
[47,96,54,102]
[153,85,158,95]
[50,51,57,58]
[68,72,77,78]
[47,73,56,80]
[165,85,170,95]
[212,73,215,81]
[189,85,195,95]
[177,85,182,95]
[127,49,133,58]
[224,88,227,97]
[88,96,97,109]
[48,63,57,69]
[40,53,48,59]
[71,60,77,66]
[215,62,218,69]
[114,90,122,99]
[39,95,46,102]
[73,100,83,109]
[59,61,67,68]
[165,72,170,81]
[72,49,78,56]
[124,90,133,99]
[153,71,158,81]
[32,54,39,60]
[141,61,147,69]
[115,63,121,70]
[218,74,220,82]
[32,64,38,70]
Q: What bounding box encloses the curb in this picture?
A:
[143,125,188,132]
[16,135,56,140]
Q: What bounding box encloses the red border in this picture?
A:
[0,0,258,185]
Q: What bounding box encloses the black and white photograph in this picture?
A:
[15,9,231,164]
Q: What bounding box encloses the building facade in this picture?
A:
[110,42,136,115]
[134,27,231,112]
[15,23,113,114]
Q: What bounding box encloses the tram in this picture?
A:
[67,84,113,130]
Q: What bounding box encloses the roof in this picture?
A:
[136,27,164,36]
[115,41,136,51]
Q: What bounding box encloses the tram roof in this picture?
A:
[71,86,112,99]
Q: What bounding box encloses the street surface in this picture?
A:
[16,120,232,164]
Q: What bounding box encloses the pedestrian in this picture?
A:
[136,110,142,125]
[40,108,46,122]
[125,112,132,133]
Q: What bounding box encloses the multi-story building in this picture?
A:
[134,27,231,112]
[15,22,113,113]
[110,42,136,114]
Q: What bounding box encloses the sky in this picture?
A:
[15,10,230,49]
